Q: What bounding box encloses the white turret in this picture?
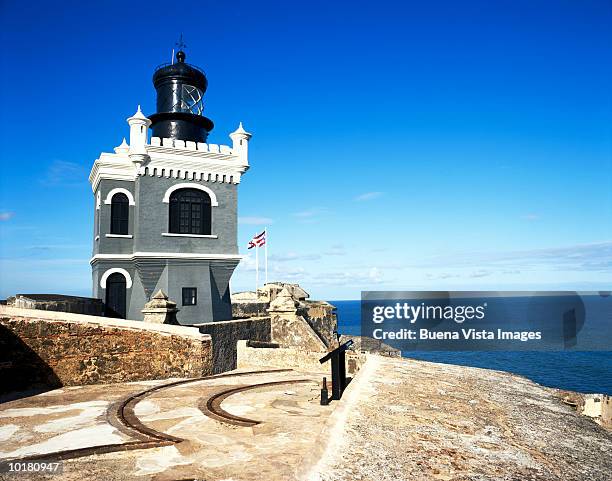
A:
[229,122,252,164]
[127,105,151,167]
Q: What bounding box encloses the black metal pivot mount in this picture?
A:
[320,377,329,405]
[319,339,354,401]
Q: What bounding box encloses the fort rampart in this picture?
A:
[0,306,213,394]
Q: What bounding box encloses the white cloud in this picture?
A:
[292,207,329,219]
[269,252,321,262]
[425,272,460,280]
[238,217,273,225]
[354,192,383,201]
[41,160,88,187]
[0,211,14,221]
[469,270,491,278]
[267,246,347,262]
[293,210,316,218]
[324,244,346,256]
[271,264,305,280]
[312,267,385,285]
[368,267,383,283]
[419,241,612,273]
[235,252,258,272]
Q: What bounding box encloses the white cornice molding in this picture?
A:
[143,145,249,185]
[90,140,250,191]
[89,152,137,192]
[141,163,244,184]
[90,252,243,264]
[147,143,236,161]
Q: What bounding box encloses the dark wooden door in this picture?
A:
[105,273,127,318]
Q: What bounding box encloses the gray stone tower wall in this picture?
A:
[91,174,240,324]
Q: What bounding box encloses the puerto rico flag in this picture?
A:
[248,230,266,249]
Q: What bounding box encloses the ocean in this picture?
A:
[332,299,612,395]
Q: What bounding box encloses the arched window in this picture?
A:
[169,188,211,235]
[110,193,129,235]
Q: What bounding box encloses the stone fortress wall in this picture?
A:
[194,282,342,373]
[5,294,104,316]
[0,283,342,393]
[195,316,272,373]
[564,391,612,428]
[232,283,338,347]
[236,340,367,374]
[0,282,385,394]
[0,306,212,394]
[1,284,609,435]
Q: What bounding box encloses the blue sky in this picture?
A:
[0,0,610,300]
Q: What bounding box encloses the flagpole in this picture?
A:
[255,240,259,292]
[264,227,268,285]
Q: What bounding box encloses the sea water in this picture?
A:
[332,299,612,395]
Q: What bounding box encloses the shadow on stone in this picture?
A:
[0,324,62,402]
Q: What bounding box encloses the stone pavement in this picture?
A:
[1,357,611,481]
[0,368,331,480]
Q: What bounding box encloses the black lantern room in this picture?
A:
[149,50,214,143]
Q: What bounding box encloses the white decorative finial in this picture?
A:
[114,137,129,153]
[129,105,148,122]
[231,121,251,137]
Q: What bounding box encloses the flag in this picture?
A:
[248,230,266,249]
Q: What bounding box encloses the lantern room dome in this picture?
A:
[152,51,208,93]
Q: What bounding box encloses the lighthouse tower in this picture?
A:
[89,50,250,323]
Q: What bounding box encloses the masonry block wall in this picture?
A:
[195,317,271,373]
[7,295,104,316]
[0,307,212,394]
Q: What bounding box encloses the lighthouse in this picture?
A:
[89,50,250,324]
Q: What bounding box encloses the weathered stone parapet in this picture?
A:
[231,299,268,319]
[268,287,299,314]
[6,294,104,316]
[237,340,366,374]
[339,335,401,357]
[265,288,327,351]
[194,317,271,374]
[141,290,179,325]
[270,315,328,352]
[301,356,612,481]
[232,283,339,349]
[299,300,339,348]
[562,392,612,429]
[0,306,212,393]
[256,283,309,303]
